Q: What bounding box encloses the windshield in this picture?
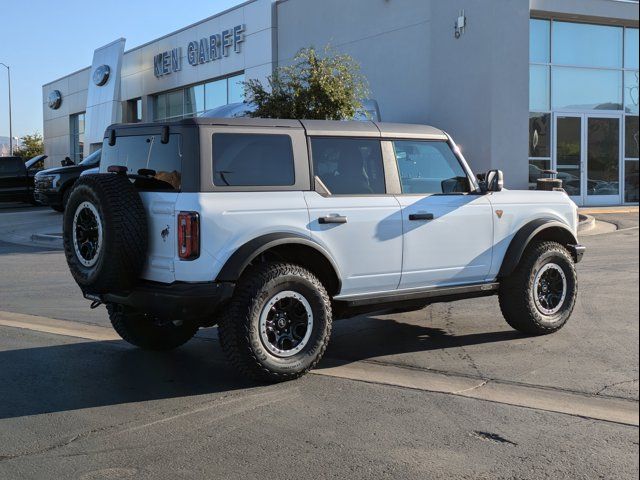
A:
[79,149,101,167]
[100,134,182,191]
[25,155,46,169]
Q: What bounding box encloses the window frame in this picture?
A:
[308,136,389,197]
[200,126,310,193]
[385,138,476,196]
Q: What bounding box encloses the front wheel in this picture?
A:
[499,241,577,335]
[217,262,332,382]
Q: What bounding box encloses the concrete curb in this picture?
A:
[30,233,63,249]
[578,214,596,233]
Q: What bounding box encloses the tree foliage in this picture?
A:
[13,132,44,159]
[244,47,369,120]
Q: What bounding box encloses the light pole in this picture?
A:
[0,63,13,155]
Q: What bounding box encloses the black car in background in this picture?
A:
[34,149,101,212]
[0,155,47,203]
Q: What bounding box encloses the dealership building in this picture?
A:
[42,0,639,205]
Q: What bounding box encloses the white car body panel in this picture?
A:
[170,191,310,283]
[395,194,494,289]
[139,192,179,284]
[485,189,578,279]
[304,191,403,296]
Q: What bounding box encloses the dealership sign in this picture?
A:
[154,24,245,78]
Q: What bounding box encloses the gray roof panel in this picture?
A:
[375,122,448,140]
[301,120,380,137]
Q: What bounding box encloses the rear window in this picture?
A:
[212,133,295,187]
[101,134,182,191]
[0,158,25,176]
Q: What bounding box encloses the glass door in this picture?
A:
[553,113,622,206]
[554,114,582,204]
[585,115,621,206]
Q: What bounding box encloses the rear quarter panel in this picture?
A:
[486,190,578,279]
[173,191,311,282]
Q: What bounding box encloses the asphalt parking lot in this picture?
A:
[0,206,638,479]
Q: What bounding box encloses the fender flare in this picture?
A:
[215,232,343,290]
[499,218,579,278]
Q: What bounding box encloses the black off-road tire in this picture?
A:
[61,186,72,211]
[63,174,148,293]
[107,304,199,350]
[218,262,332,383]
[499,241,577,335]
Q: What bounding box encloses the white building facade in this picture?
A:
[43,0,639,205]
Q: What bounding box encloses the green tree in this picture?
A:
[244,46,370,120]
[13,132,44,159]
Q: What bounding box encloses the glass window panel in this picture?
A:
[530,19,550,63]
[529,159,551,190]
[392,140,470,194]
[626,116,639,159]
[529,112,551,157]
[212,134,295,187]
[184,85,205,116]
[624,71,639,114]
[556,116,582,197]
[625,28,639,69]
[167,90,183,119]
[205,80,227,111]
[552,21,623,68]
[155,94,167,121]
[228,74,245,104]
[552,67,622,110]
[624,160,639,202]
[530,65,550,111]
[101,134,183,191]
[311,138,385,194]
[587,117,620,196]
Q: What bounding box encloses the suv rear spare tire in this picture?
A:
[63,174,148,293]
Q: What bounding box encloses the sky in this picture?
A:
[0,0,246,139]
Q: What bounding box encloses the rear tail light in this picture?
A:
[178,211,200,260]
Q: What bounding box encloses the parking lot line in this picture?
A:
[1,310,638,427]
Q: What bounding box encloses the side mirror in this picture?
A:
[61,158,74,167]
[479,169,504,192]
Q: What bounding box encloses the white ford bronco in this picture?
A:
[63,118,584,382]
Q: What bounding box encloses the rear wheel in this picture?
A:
[499,241,577,335]
[107,304,199,350]
[218,262,332,382]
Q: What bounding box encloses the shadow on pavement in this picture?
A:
[0,315,524,420]
[0,240,57,255]
[326,315,522,365]
[0,338,257,420]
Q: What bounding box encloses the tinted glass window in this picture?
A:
[0,158,24,175]
[529,112,551,157]
[552,22,623,69]
[624,70,639,114]
[530,19,550,63]
[530,65,550,111]
[79,149,101,167]
[311,138,385,195]
[625,28,639,69]
[393,141,470,194]
[212,134,294,187]
[552,67,622,110]
[626,116,639,159]
[101,134,182,191]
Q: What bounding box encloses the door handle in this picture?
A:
[319,215,347,224]
[408,213,434,221]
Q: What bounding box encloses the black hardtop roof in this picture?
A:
[105,117,449,140]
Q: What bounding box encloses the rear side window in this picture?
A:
[392,140,470,194]
[0,158,24,176]
[311,138,385,195]
[212,133,295,187]
[101,134,182,191]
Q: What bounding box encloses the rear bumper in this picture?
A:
[568,244,586,263]
[86,281,234,321]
